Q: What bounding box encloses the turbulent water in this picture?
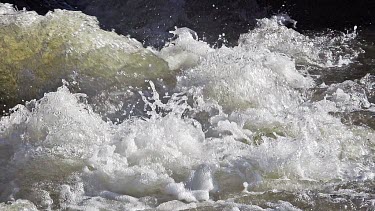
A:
[0,3,374,210]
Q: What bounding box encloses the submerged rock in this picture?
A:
[0,4,170,113]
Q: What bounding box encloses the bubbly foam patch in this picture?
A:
[0,82,219,208]
[0,7,373,210]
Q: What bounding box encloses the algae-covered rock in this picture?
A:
[0,3,170,112]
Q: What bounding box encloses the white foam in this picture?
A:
[0,8,373,210]
[322,76,374,112]
[0,3,17,15]
[157,27,214,70]
[0,199,38,211]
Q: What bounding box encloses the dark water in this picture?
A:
[2,0,375,47]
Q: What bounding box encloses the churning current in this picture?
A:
[0,3,374,210]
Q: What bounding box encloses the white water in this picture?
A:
[0,5,374,210]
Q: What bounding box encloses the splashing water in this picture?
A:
[0,4,374,210]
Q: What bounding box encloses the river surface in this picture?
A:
[0,3,374,210]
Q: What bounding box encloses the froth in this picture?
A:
[0,9,373,210]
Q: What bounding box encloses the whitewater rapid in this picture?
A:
[0,3,374,210]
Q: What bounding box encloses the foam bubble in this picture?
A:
[0,7,373,210]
